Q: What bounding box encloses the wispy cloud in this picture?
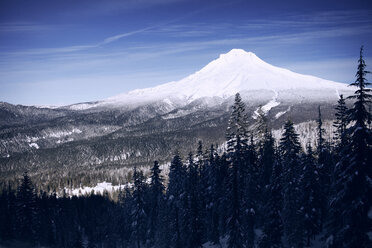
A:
[0,22,52,32]
[101,24,160,44]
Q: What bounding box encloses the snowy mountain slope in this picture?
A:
[100,49,351,107]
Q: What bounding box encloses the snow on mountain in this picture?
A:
[252,90,280,119]
[100,49,350,108]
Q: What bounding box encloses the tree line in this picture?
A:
[0,47,371,248]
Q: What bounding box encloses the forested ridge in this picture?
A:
[0,48,371,248]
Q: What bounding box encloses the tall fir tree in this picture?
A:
[226,93,249,155]
[258,130,275,207]
[317,106,326,154]
[253,105,268,149]
[185,153,203,248]
[316,106,333,225]
[0,184,16,241]
[207,146,222,245]
[300,144,322,246]
[258,151,283,248]
[147,161,164,246]
[326,46,372,247]
[279,120,304,248]
[131,167,147,248]
[16,172,39,245]
[226,93,249,248]
[166,152,187,248]
[333,94,348,151]
[242,136,259,248]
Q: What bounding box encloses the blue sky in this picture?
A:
[1,0,371,105]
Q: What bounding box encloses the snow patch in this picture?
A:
[47,128,82,138]
[29,143,39,149]
[64,182,125,196]
[275,106,291,119]
[253,91,280,118]
[68,102,100,110]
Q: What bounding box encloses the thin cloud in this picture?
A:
[101,26,157,44]
[0,22,52,32]
[4,26,156,56]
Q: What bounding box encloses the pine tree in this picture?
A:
[242,136,259,248]
[131,167,147,248]
[217,153,230,238]
[253,105,268,148]
[166,152,187,248]
[279,120,304,247]
[226,93,249,155]
[316,106,333,225]
[317,106,325,154]
[0,184,16,241]
[300,144,322,246]
[333,95,348,151]
[258,130,275,204]
[72,231,84,248]
[185,153,203,248]
[258,152,283,248]
[16,172,39,245]
[207,146,222,245]
[226,93,249,248]
[326,46,372,247]
[147,161,164,246]
[119,187,133,246]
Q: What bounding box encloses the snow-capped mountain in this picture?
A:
[68,49,351,110]
[0,49,356,187]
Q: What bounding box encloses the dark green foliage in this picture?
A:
[300,145,322,246]
[166,152,187,248]
[258,153,283,248]
[226,93,249,248]
[184,153,204,248]
[317,106,334,224]
[147,160,164,246]
[317,106,326,154]
[0,184,16,242]
[326,46,372,248]
[131,167,147,248]
[279,120,304,247]
[16,172,39,245]
[333,94,348,150]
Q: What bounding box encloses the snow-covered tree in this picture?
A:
[326,46,372,248]
[226,93,249,248]
[333,94,348,150]
[253,105,268,148]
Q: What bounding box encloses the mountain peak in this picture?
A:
[214,49,267,69]
[224,48,256,57]
[220,49,260,61]
[104,49,350,107]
